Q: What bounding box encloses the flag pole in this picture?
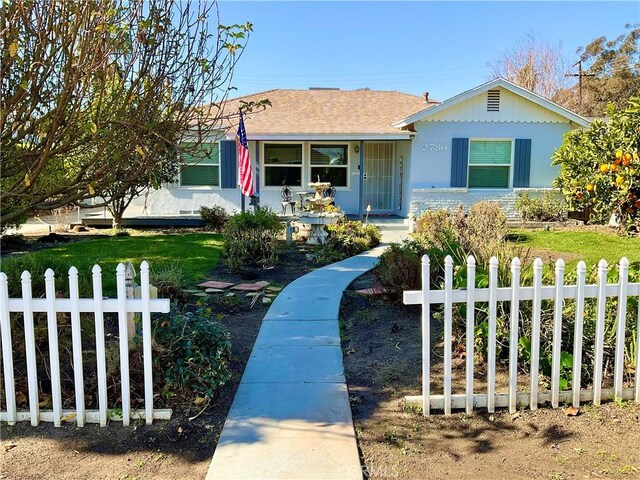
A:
[237,110,254,212]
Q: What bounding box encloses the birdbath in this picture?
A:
[299,181,342,244]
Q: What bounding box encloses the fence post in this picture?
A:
[530,258,543,410]
[572,261,587,408]
[44,269,62,427]
[116,263,131,426]
[69,267,85,427]
[487,257,498,414]
[124,262,137,340]
[465,255,476,414]
[551,259,565,408]
[593,259,608,406]
[421,254,430,416]
[613,257,629,402]
[21,271,39,426]
[508,257,521,414]
[140,261,154,425]
[0,272,17,425]
[92,265,108,427]
[443,255,453,416]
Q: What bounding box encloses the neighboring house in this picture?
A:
[130,78,589,219]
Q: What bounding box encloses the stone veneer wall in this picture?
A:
[410,188,559,220]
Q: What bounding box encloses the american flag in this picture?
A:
[236,111,254,197]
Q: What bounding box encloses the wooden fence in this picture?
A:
[0,261,171,427]
[403,255,640,415]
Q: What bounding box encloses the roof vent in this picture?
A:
[487,89,500,112]
[423,91,429,102]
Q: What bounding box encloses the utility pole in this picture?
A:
[565,59,596,109]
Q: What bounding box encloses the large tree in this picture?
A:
[489,32,570,99]
[555,25,640,117]
[1,0,252,229]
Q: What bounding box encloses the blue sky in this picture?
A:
[218,1,638,101]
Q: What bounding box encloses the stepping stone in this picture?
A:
[225,292,235,297]
[355,287,388,296]
[192,292,208,297]
[205,288,225,293]
[198,280,234,289]
[182,288,201,294]
[266,286,283,292]
[232,283,263,292]
[254,281,271,288]
[245,292,261,297]
[262,297,272,304]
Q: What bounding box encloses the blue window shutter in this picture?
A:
[450,138,469,187]
[513,139,531,188]
[220,140,237,189]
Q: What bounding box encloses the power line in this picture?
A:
[564,59,596,109]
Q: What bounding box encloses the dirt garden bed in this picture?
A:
[341,272,640,480]
[1,239,319,480]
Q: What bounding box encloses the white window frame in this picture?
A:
[262,141,304,189]
[178,142,221,189]
[308,142,350,190]
[467,138,514,190]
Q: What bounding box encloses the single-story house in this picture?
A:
[129,78,589,219]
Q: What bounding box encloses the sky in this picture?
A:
[217,1,639,102]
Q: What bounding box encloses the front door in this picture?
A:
[363,142,394,213]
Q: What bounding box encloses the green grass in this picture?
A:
[1,232,223,296]
[508,229,640,268]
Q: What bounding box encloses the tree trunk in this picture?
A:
[111,211,124,230]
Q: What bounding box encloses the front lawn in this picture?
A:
[507,228,640,268]
[0,232,223,296]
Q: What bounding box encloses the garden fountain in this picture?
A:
[298,180,343,244]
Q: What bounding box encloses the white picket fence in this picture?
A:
[403,255,640,415]
[0,261,171,427]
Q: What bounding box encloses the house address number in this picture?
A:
[422,143,448,151]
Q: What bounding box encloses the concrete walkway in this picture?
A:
[206,223,408,480]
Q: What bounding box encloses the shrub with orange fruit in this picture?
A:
[552,97,640,231]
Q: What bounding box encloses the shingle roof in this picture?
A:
[215,89,437,137]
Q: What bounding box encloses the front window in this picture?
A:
[180,142,220,187]
[468,140,511,188]
[310,145,348,187]
[264,144,302,187]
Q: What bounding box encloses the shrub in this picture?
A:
[0,234,29,252]
[515,192,568,222]
[199,205,229,232]
[463,201,507,260]
[375,240,424,298]
[223,208,283,271]
[150,263,186,300]
[414,202,506,263]
[0,302,232,411]
[316,220,381,263]
[414,208,457,252]
[552,97,640,230]
[153,303,231,400]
